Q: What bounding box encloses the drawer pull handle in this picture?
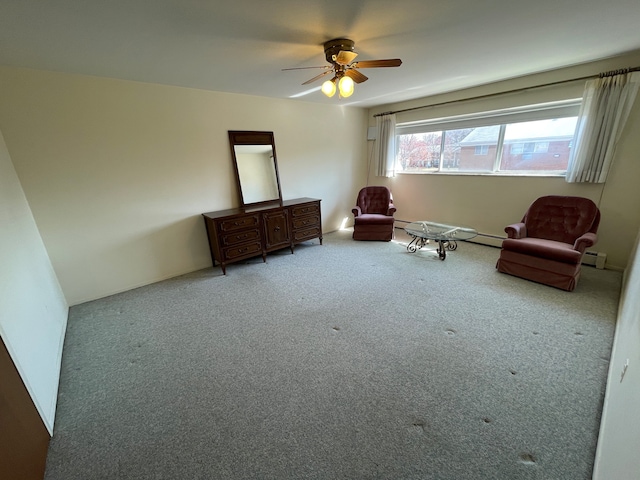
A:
[274,226,281,232]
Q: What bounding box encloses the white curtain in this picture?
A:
[374,113,397,177]
[566,71,640,183]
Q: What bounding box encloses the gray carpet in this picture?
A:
[44,229,622,479]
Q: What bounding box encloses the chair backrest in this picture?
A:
[356,186,393,215]
[523,195,600,243]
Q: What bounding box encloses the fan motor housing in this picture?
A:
[324,38,355,64]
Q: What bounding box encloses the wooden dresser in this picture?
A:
[202,198,322,274]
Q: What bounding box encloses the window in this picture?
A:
[395,100,581,175]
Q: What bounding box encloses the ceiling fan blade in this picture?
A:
[334,50,358,65]
[345,69,368,84]
[302,70,333,85]
[282,66,331,71]
[352,59,402,69]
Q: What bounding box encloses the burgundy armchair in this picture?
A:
[496,195,600,291]
[352,186,396,241]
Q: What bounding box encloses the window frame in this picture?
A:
[475,145,489,155]
[394,99,582,176]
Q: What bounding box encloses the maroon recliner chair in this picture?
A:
[352,186,396,241]
[496,195,600,291]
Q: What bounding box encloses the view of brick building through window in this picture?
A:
[397,116,578,173]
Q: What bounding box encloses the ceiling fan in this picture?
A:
[283,38,402,98]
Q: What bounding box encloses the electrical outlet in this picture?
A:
[620,359,629,383]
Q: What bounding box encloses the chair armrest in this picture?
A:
[352,206,362,217]
[505,223,526,239]
[574,232,598,253]
[387,203,397,215]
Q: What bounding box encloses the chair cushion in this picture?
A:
[525,196,599,244]
[501,238,582,264]
[356,186,392,215]
[354,214,395,226]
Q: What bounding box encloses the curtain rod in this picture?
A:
[373,66,640,118]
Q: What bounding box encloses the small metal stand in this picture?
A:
[406,235,428,253]
[406,235,458,260]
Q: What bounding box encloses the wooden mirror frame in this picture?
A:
[229,130,283,208]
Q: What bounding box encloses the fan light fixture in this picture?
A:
[338,76,355,97]
[283,38,402,100]
[321,79,337,97]
[321,75,355,98]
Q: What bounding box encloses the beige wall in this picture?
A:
[0,129,67,433]
[0,67,369,305]
[368,50,640,270]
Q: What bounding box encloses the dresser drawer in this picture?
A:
[219,214,260,232]
[222,229,261,247]
[222,241,262,260]
[292,214,320,230]
[290,203,319,218]
[294,225,322,242]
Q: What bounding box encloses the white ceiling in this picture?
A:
[1,0,640,108]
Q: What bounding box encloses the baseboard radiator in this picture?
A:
[583,251,607,269]
[395,224,607,270]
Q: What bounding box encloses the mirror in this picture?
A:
[229,131,283,208]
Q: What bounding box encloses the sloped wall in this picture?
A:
[0,129,67,433]
[593,227,640,479]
